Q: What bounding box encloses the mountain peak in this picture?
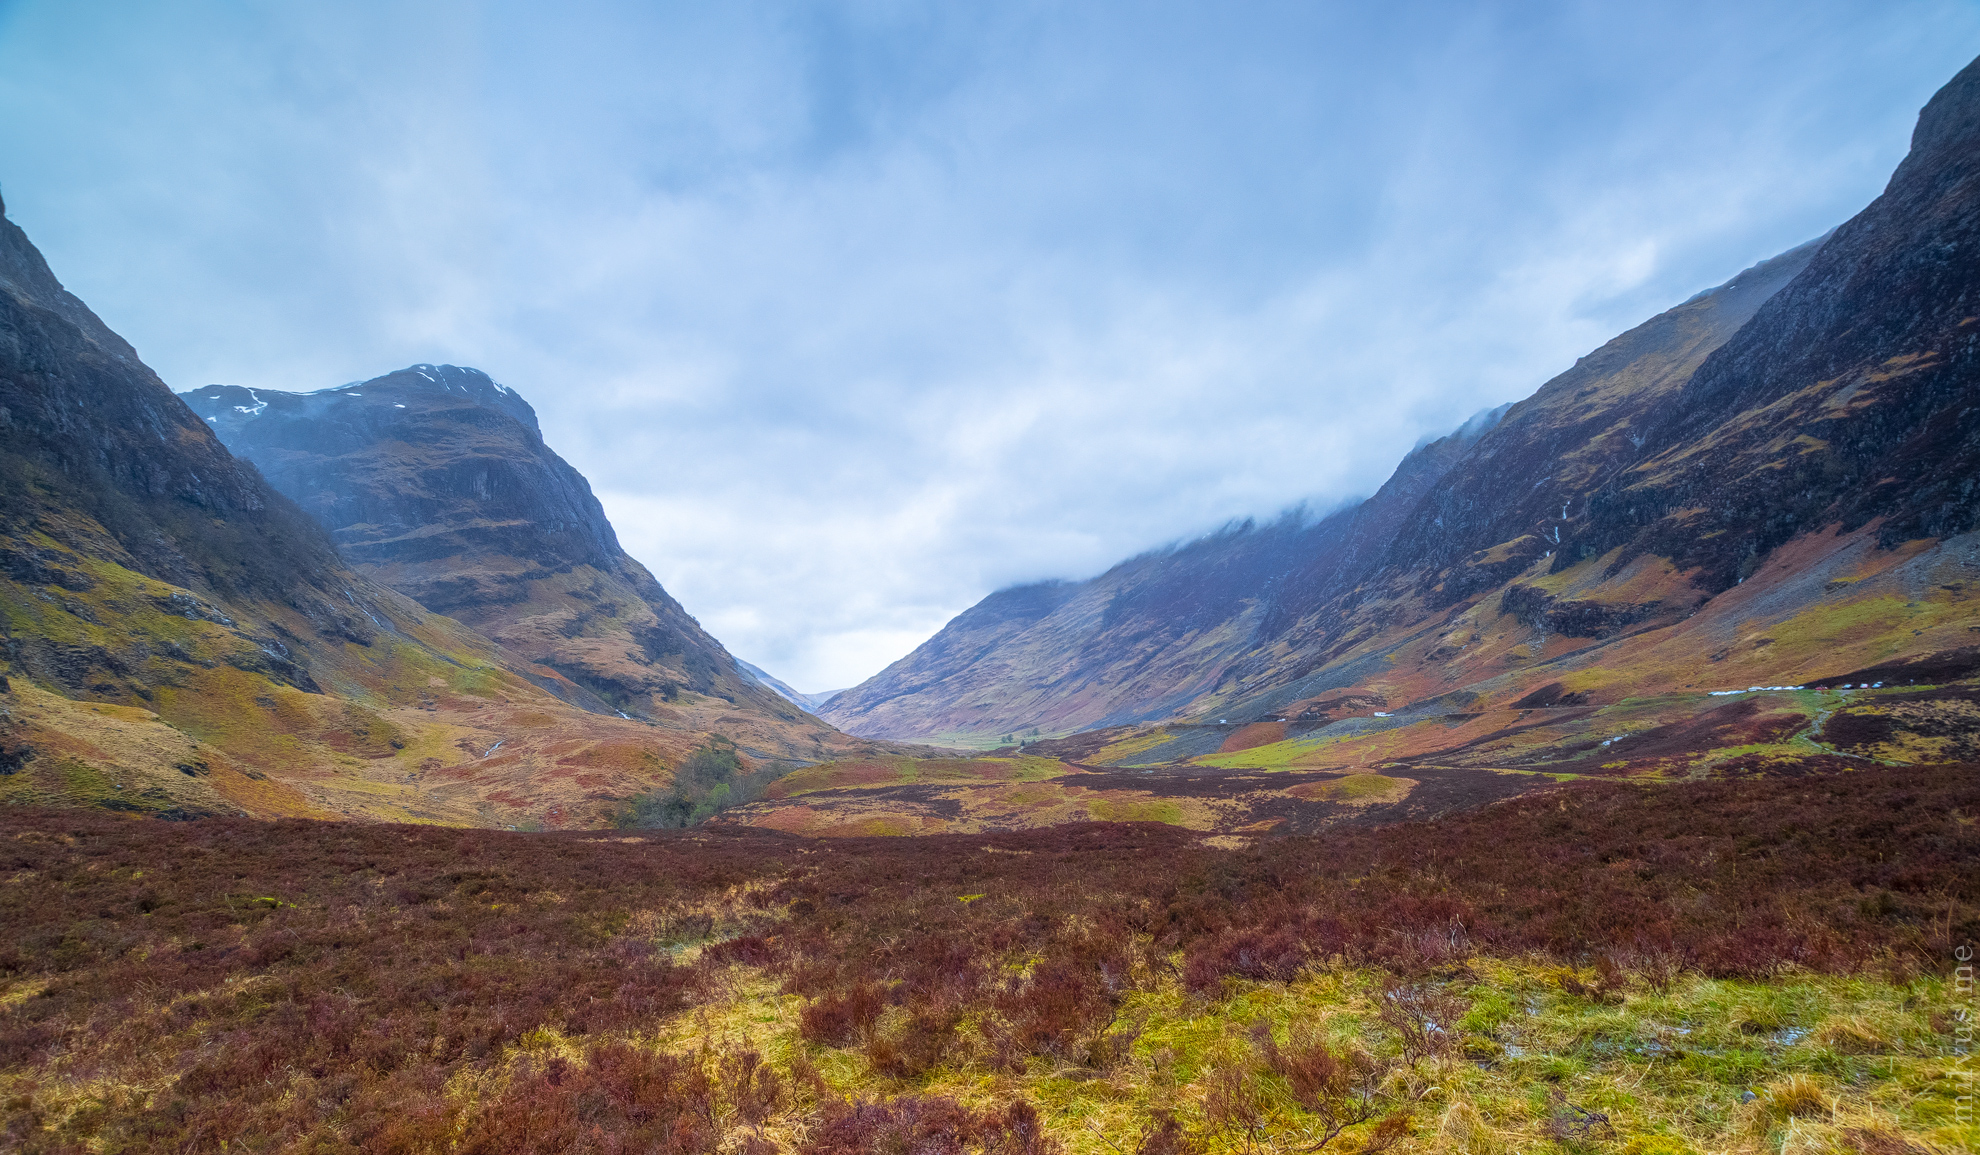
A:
[1902,52,1980,175]
[346,364,541,433]
[189,364,541,440]
[184,370,620,580]
[183,367,877,760]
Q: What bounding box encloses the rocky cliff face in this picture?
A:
[189,367,616,611]
[826,56,1980,746]
[0,190,389,700]
[185,369,871,764]
[1564,55,1980,584]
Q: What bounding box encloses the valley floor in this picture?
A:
[2,763,1972,1153]
[716,677,1980,839]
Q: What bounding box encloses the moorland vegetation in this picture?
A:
[2,762,1972,1152]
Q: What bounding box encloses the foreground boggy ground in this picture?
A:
[1,765,1974,1153]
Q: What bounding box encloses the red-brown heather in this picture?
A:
[2,762,1973,1152]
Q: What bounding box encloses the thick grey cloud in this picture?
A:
[1,1,1974,690]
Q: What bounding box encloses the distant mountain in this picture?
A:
[825,54,1980,750]
[734,658,845,713]
[0,196,725,826]
[820,395,1540,742]
[183,367,877,765]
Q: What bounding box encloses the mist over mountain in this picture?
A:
[824,57,1980,752]
[821,239,1821,742]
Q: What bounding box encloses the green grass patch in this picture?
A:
[1191,734,1339,769]
[0,755,179,814]
[1087,729,1181,764]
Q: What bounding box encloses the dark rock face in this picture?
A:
[0,193,388,696]
[1377,238,1826,598]
[1564,54,1980,590]
[186,369,825,740]
[187,366,619,606]
[0,192,348,605]
[1496,584,1662,641]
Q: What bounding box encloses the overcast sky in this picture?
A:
[1,3,1975,691]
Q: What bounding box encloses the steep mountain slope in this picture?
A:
[0,191,369,688]
[0,196,811,827]
[1202,55,1980,730]
[824,239,1817,743]
[1570,56,1980,579]
[827,54,1980,757]
[183,369,875,764]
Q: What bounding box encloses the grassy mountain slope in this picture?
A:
[0,197,838,827]
[819,57,1980,790]
[182,368,879,767]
